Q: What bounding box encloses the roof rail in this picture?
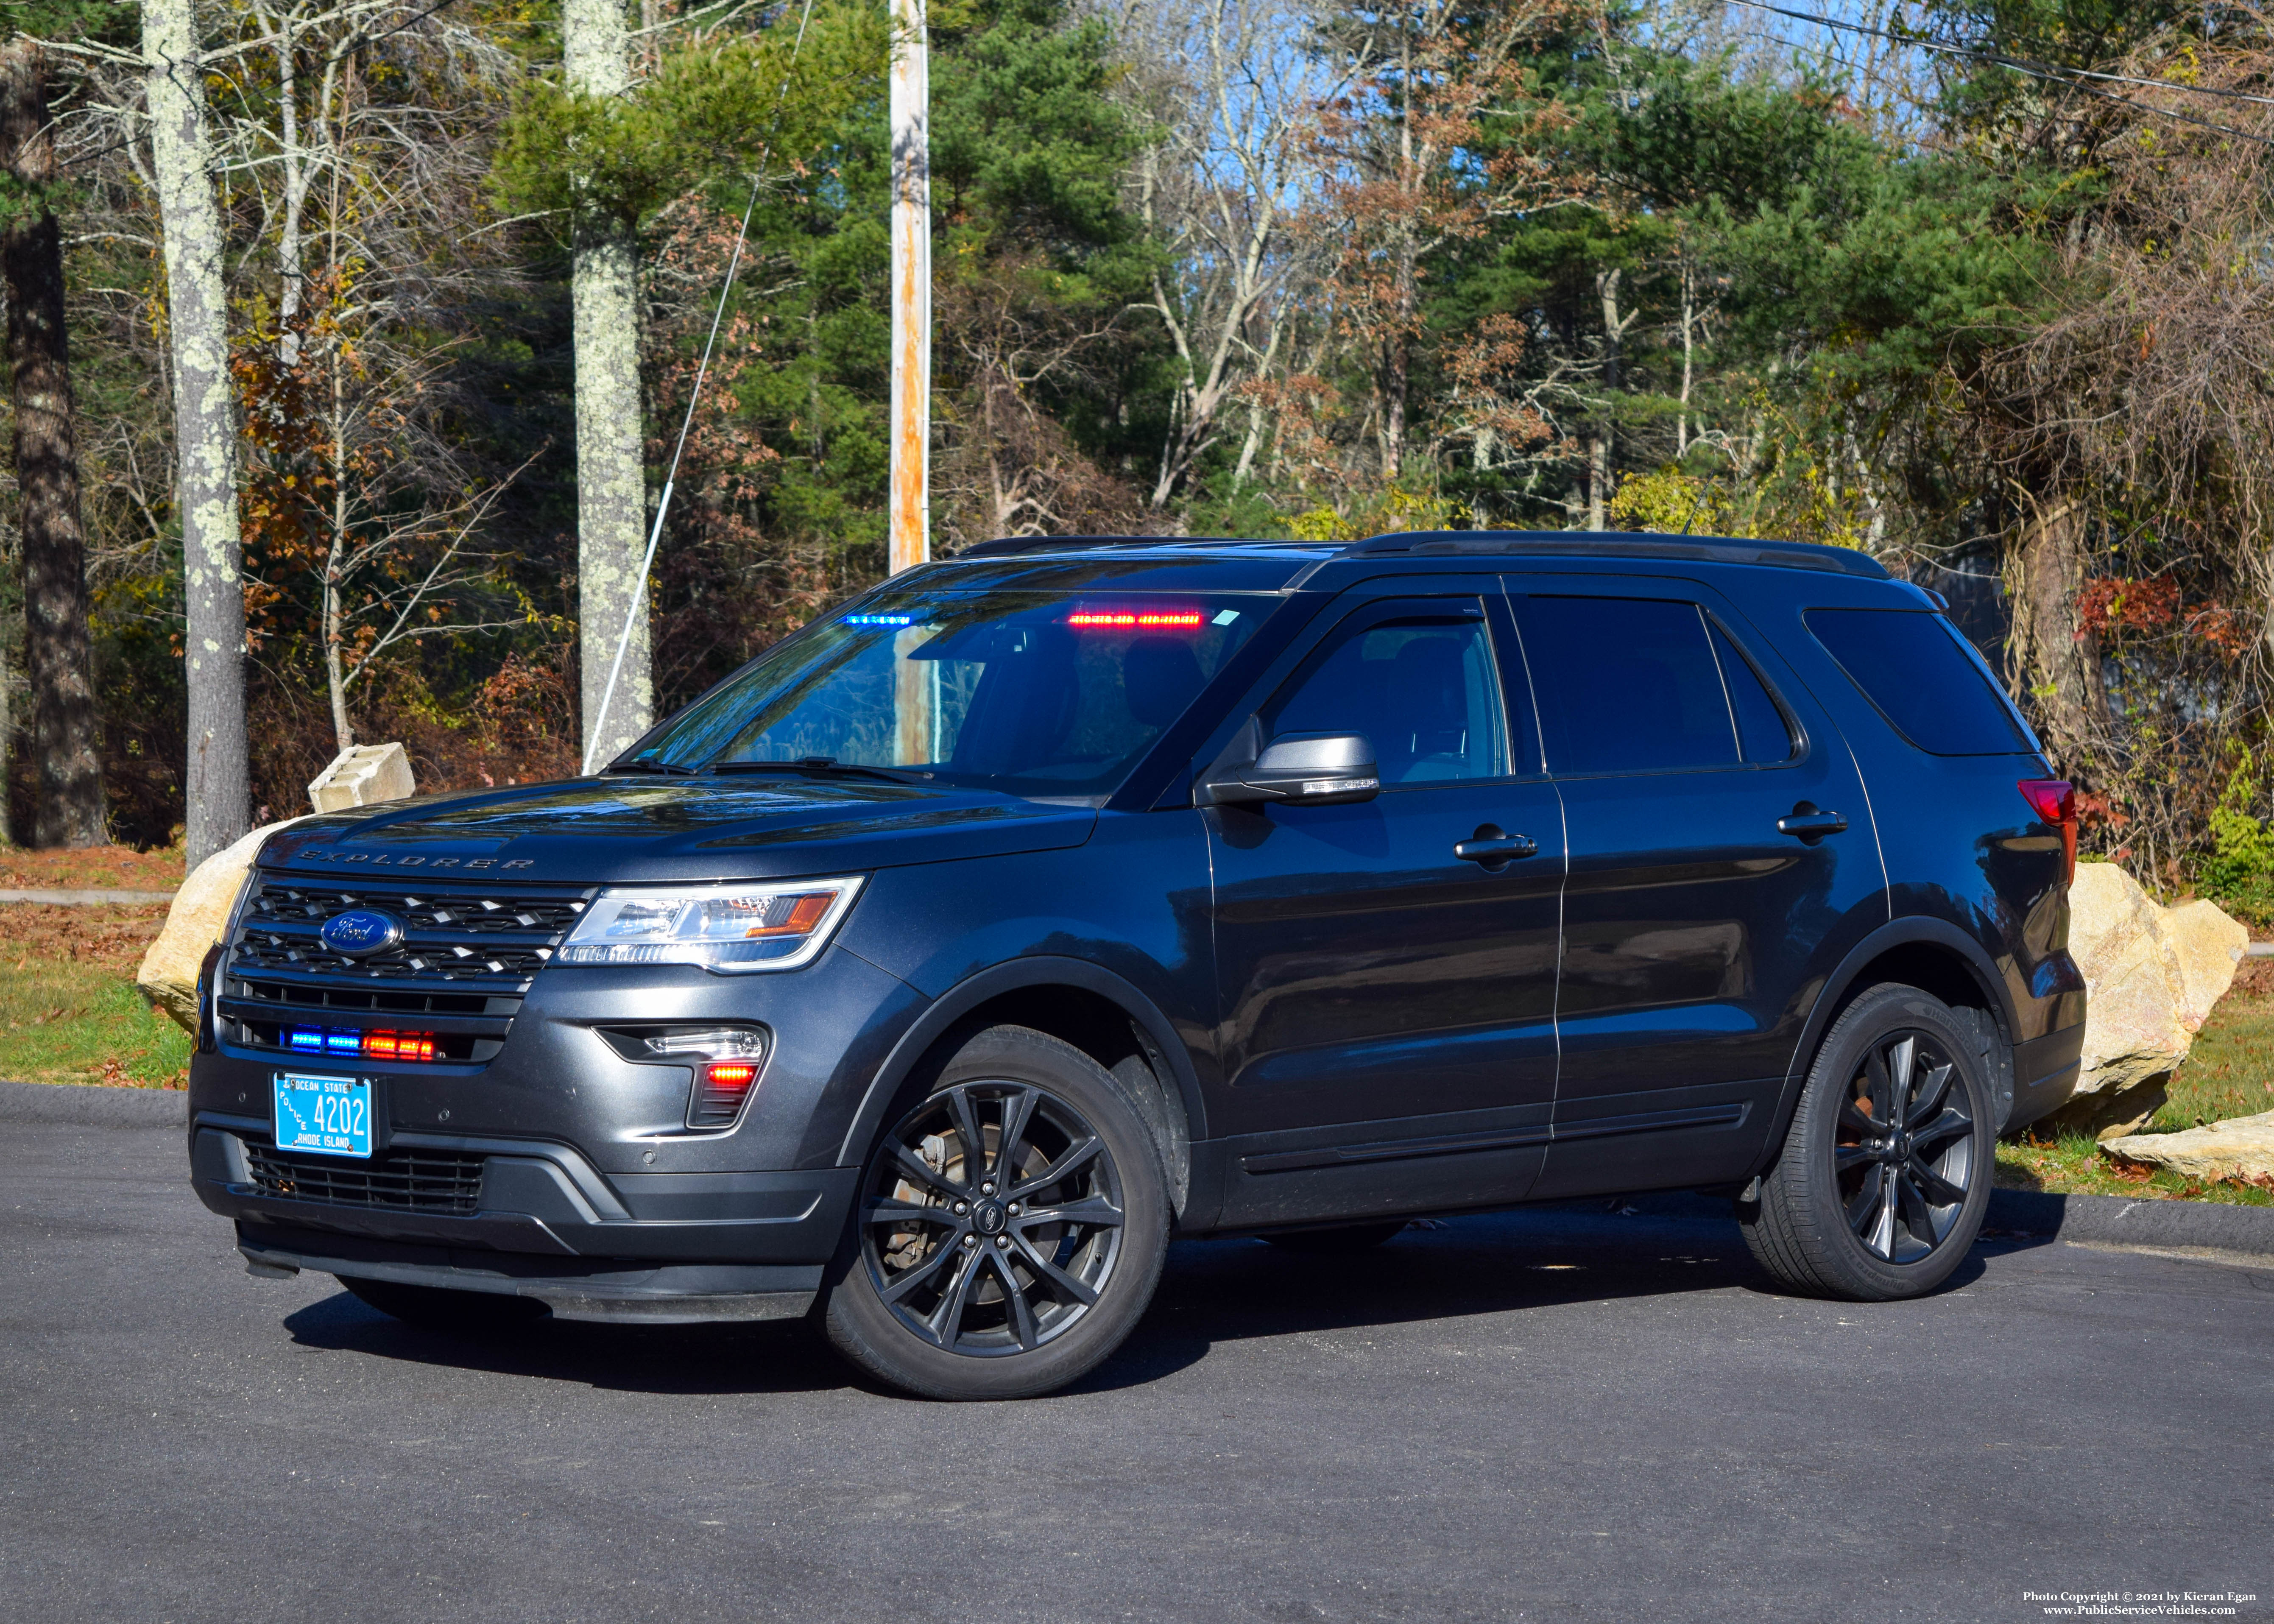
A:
[1341,530,1889,579]
[954,534,1302,560]
[949,528,1889,580]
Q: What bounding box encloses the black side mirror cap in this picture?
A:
[1201,730,1379,806]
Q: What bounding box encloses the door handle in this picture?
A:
[1455,826,1539,868]
[1777,805,1847,843]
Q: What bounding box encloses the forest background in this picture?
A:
[6,0,2274,912]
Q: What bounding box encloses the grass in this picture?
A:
[1995,971,2274,1207]
[0,902,192,1088]
[1,842,186,893]
[1994,1133,2274,1207]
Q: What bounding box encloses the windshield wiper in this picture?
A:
[707,756,934,785]
[605,759,700,775]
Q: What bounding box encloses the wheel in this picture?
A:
[339,1275,547,1331]
[1262,1221,1408,1253]
[1739,984,1992,1300]
[820,1026,1171,1400]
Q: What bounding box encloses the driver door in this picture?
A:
[1205,591,1566,1227]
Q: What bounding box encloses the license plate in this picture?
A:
[273,1073,372,1158]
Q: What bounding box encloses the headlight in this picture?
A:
[557,878,863,973]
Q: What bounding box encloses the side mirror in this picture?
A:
[1203,731,1379,807]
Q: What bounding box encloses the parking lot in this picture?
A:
[3,1114,2268,1624]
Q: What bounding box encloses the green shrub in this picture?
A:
[2199,750,2274,924]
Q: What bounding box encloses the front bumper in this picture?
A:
[186,946,921,1315]
[235,1222,824,1324]
[191,1117,857,1260]
[192,1119,854,1322]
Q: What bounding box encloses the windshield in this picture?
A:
[621,589,1272,800]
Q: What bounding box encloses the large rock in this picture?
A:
[2044,863,2250,1140]
[139,741,420,1033]
[135,819,304,1032]
[308,742,415,813]
[2103,1109,2274,1183]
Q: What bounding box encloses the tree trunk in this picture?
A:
[1677,256,1694,458]
[2009,495,2107,773]
[1,42,105,847]
[564,0,650,770]
[145,0,249,866]
[1594,265,1622,527]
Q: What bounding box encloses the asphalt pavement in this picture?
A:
[3,1116,2268,1624]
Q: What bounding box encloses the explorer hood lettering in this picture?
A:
[257,776,1097,882]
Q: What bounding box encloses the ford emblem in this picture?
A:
[319,908,404,958]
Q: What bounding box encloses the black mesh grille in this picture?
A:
[233,878,591,987]
[222,876,595,1058]
[246,1140,485,1216]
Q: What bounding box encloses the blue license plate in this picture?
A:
[273,1073,372,1158]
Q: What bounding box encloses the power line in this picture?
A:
[1727,0,2274,145]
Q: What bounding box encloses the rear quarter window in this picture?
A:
[1806,608,2029,756]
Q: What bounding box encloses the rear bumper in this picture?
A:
[191,1116,857,1273]
[2008,1020,2087,1131]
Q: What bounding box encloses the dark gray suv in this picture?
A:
[187,532,2087,1398]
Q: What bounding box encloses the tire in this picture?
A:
[1738,983,1993,1300]
[339,1275,547,1332]
[820,1025,1172,1400]
[1263,1222,1408,1254]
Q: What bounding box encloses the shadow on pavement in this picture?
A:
[281,1195,1892,1398]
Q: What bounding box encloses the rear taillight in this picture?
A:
[2018,779,2076,885]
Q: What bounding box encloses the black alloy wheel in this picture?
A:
[1833,1028,1978,1264]
[862,1081,1127,1355]
[820,1025,1170,1400]
[1739,983,1993,1300]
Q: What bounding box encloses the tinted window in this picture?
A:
[1265,604,1512,785]
[628,590,1264,799]
[1709,622,1795,763]
[1516,597,1741,774]
[1807,609,2028,756]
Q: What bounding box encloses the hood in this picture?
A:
[257,775,1098,885]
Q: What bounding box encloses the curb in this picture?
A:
[0,888,176,904]
[1984,1186,2274,1259]
[0,1078,187,1127]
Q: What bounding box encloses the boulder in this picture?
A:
[308,741,415,813]
[139,741,420,1032]
[135,819,304,1032]
[2102,1109,2274,1183]
[2043,863,2250,1140]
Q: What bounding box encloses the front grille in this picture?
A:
[246,1140,486,1216]
[220,875,595,1061]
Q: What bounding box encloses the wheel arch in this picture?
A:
[1766,918,2020,1156]
[833,957,1205,1215]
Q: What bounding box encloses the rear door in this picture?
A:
[1507,576,1884,1198]
[1206,587,1566,1225]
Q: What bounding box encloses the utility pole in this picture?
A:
[887,0,929,576]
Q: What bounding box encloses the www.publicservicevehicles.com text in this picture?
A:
[2025,1594,2257,1618]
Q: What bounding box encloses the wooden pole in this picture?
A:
[887,0,930,576]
